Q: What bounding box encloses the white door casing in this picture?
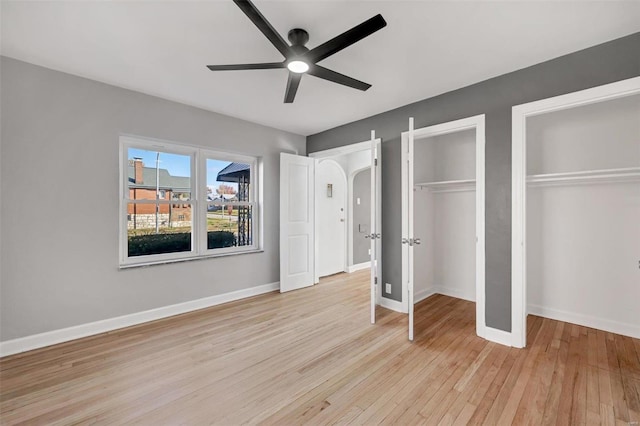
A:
[402,115,486,342]
[280,153,315,293]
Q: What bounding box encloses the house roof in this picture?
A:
[128,165,190,191]
[217,162,250,183]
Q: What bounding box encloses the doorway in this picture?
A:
[281,135,382,323]
[309,140,380,284]
[350,167,372,270]
[402,115,486,341]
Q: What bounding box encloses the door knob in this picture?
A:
[402,237,421,246]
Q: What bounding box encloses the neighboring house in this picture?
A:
[207,194,237,212]
[127,158,192,229]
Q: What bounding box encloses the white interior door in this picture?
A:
[316,160,346,277]
[369,132,382,324]
[280,153,315,293]
[401,118,416,340]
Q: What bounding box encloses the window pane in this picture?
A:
[127,203,192,257]
[206,159,251,203]
[207,205,253,249]
[128,148,191,200]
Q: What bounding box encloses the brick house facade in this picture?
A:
[127,158,191,230]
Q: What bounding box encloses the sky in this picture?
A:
[128,148,240,194]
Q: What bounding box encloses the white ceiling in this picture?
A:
[2,1,639,136]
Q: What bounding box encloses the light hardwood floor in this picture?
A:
[1,270,639,425]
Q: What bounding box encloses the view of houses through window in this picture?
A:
[124,144,255,261]
[126,148,192,257]
[206,159,253,250]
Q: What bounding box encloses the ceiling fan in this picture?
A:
[207,0,387,103]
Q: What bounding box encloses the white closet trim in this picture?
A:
[511,76,640,349]
[401,114,486,342]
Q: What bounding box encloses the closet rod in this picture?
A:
[414,179,476,193]
[527,166,640,187]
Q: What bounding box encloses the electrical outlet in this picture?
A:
[385,283,392,294]
[357,197,361,205]
[368,248,371,255]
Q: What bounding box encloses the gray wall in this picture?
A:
[307,33,640,332]
[0,57,306,341]
[352,168,371,264]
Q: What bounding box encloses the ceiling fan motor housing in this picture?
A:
[287,28,309,47]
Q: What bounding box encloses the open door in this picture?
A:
[280,153,315,293]
[369,131,382,323]
[402,118,415,341]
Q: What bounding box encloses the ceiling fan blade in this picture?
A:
[303,14,386,64]
[308,65,371,91]
[207,62,285,71]
[233,0,293,59]
[284,72,302,103]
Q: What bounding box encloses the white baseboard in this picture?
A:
[346,261,371,273]
[379,296,406,313]
[528,304,640,339]
[413,286,474,304]
[430,286,475,303]
[0,282,279,357]
[415,288,436,303]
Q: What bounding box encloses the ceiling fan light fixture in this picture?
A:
[287,60,309,74]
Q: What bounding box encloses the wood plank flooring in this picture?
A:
[1,270,638,425]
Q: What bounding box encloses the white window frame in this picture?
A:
[119,136,261,268]
[200,149,260,256]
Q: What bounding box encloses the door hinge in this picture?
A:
[374,158,378,166]
[374,276,378,285]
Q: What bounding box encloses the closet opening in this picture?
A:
[512,77,640,348]
[402,115,485,342]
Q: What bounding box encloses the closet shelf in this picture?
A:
[527,167,640,187]
[415,179,476,193]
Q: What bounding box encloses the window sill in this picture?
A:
[119,248,264,269]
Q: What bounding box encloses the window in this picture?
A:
[120,136,260,267]
[206,158,255,250]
